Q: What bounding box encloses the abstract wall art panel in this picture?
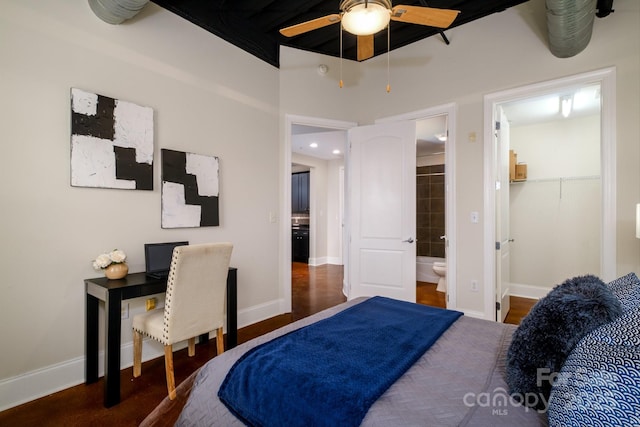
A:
[70,88,154,190]
[161,148,220,228]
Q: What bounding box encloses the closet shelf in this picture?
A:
[510,175,600,184]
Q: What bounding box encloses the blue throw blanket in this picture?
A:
[218,297,463,427]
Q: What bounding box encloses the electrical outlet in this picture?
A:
[146,298,157,311]
[121,303,129,319]
[471,280,479,292]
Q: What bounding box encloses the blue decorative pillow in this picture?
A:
[581,304,640,347]
[607,272,640,312]
[548,340,640,426]
[506,275,623,409]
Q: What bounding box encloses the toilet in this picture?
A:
[433,261,447,293]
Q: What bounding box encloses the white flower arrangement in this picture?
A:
[92,249,127,270]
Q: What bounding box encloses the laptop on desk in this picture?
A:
[144,241,189,279]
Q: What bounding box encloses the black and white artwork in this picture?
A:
[70,88,153,190]
[161,149,220,228]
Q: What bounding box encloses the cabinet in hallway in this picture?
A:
[291,172,310,213]
[292,227,310,263]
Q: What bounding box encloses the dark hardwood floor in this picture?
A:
[0,263,534,426]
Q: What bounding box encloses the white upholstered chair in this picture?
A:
[132,242,233,400]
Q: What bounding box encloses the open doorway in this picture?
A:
[282,115,356,315]
[415,114,449,309]
[377,103,457,309]
[484,67,617,322]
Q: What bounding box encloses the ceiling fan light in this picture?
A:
[341,2,391,36]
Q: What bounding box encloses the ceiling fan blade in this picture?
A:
[391,6,460,28]
[279,14,341,37]
[357,34,374,61]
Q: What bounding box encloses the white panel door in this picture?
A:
[496,107,511,321]
[348,121,416,302]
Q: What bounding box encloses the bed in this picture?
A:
[140,273,640,427]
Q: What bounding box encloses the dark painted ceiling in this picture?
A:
[151,0,531,68]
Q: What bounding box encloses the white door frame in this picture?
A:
[482,67,617,320]
[376,103,458,309]
[495,106,511,322]
[282,114,357,313]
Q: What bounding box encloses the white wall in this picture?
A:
[511,115,601,179]
[0,1,281,410]
[509,115,601,290]
[326,159,345,265]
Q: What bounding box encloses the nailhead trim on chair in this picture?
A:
[162,248,181,344]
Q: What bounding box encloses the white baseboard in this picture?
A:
[0,355,85,413]
[417,271,439,283]
[308,257,325,266]
[509,283,548,300]
[461,309,489,320]
[0,337,170,413]
[308,257,343,266]
[237,298,284,329]
[0,298,285,412]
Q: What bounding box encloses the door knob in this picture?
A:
[402,238,415,243]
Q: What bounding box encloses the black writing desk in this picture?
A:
[85,268,237,407]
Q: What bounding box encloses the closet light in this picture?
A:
[561,95,573,118]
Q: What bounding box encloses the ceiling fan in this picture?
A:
[279,0,460,62]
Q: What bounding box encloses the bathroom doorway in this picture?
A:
[377,103,457,309]
[416,114,448,307]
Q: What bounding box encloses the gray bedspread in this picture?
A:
[175,298,548,426]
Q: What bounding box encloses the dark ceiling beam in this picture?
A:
[259,1,341,32]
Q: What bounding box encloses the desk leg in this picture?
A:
[85,292,99,384]
[103,290,122,407]
[227,269,237,349]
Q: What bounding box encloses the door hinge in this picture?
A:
[495,121,501,130]
[496,301,501,311]
[495,241,500,250]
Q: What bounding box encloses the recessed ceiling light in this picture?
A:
[310,142,318,148]
[333,149,341,155]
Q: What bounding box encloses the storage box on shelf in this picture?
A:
[509,149,527,182]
